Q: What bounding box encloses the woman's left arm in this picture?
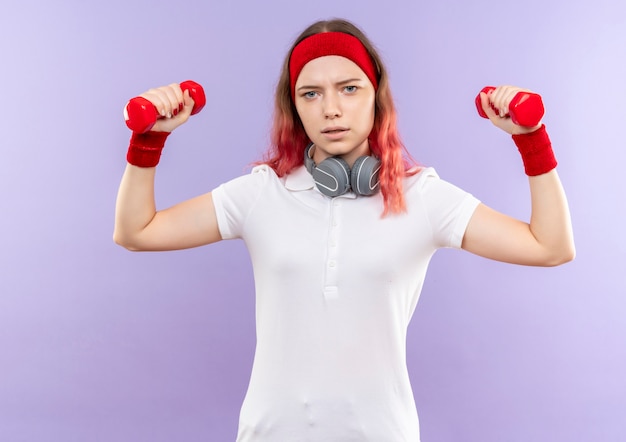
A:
[461,86,575,266]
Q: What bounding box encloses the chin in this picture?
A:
[317,138,365,151]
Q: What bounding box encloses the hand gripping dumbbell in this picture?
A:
[124,80,206,133]
[475,86,544,127]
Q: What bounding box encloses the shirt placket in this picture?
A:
[323,197,342,300]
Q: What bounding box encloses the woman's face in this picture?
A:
[294,55,376,167]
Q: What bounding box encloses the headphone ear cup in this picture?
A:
[350,156,381,196]
[312,156,351,197]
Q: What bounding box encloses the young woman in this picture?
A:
[114,18,574,442]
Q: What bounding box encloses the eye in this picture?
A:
[344,85,358,94]
[302,91,318,99]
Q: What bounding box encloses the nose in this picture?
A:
[323,93,342,119]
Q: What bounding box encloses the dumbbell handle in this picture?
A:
[124,80,206,133]
[475,86,544,127]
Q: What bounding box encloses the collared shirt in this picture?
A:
[212,165,480,442]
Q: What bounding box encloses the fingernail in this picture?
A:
[173,108,178,116]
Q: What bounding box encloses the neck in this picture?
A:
[312,140,371,168]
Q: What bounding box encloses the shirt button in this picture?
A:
[328,261,336,268]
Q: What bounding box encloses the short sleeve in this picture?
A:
[409,167,481,249]
[211,165,272,240]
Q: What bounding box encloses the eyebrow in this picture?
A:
[296,78,365,92]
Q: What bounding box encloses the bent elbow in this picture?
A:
[112,230,142,252]
[558,247,576,265]
[542,245,576,267]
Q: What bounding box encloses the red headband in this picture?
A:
[289,32,379,98]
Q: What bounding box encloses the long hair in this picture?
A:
[262,18,419,215]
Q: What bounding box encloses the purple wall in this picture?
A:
[1,1,624,440]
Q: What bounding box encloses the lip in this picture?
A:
[322,126,349,133]
[321,126,349,140]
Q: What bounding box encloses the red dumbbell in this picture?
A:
[475,86,544,127]
[124,80,206,133]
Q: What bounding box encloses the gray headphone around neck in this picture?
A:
[303,143,381,197]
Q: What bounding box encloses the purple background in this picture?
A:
[1,0,625,440]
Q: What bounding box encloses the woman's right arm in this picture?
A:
[113,84,222,251]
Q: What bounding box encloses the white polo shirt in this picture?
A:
[212,164,480,442]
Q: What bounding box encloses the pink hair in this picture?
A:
[261,19,419,216]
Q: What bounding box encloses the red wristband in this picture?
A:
[127,131,170,167]
[511,124,557,176]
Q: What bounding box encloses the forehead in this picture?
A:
[295,55,368,85]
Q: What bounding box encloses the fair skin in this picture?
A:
[294,55,375,167]
[114,86,222,251]
[462,90,575,266]
[114,56,574,266]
